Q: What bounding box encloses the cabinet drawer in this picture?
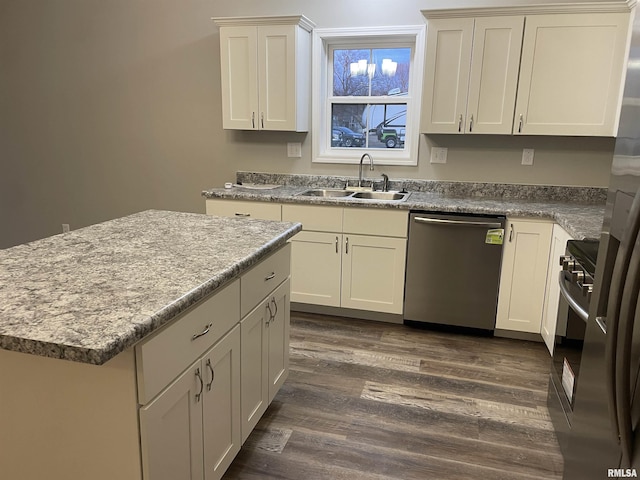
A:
[136,280,240,405]
[206,199,282,220]
[343,208,408,237]
[241,244,291,317]
[282,204,343,232]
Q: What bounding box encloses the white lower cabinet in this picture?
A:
[240,278,290,442]
[137,245,291,480]
[283,204,408,314]
[541,224,573,354]
[496,218,553,334]
[205,198,282,221]
[288,230,342,307]
[140,326,241,480]
[341,234,407,314]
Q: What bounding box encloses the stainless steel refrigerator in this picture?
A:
[563,10,640,479]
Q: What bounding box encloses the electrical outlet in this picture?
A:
[522,148,534,166]
[430,147,448,164]
[287,142,302,158]
[62,224,70,233]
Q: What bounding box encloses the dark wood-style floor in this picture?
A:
[223,312,563,480]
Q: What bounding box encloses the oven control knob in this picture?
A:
[559,255,572,266]
[562,259,576,271]
[571,270,585,282]
[585,285,593,302]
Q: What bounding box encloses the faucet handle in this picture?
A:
[381,173,389,192]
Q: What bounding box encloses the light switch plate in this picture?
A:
[522,148,534,166]
[287,142,302,158]
[430,147,448,164]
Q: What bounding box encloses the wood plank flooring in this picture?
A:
[223,312,563,480]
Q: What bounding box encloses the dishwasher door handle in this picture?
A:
[414,217,502,229]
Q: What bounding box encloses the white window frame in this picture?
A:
[312,25,425,166]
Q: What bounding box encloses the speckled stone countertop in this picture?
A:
[202,173,606,240]
[0,210,301,365]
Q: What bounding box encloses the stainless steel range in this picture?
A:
[548,239,599,455]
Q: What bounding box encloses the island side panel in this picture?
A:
[0,348,141,480]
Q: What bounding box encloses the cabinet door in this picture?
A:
[219,26,259,130]
[341,234,407,314]
[466,16,524,134]
[205,199,281,221]
[202,326,241,480]
[541,224,573,354]
[240,301,269,443]
[139,362,204,480]
[258,25,297,131]
[289,231,342,307]
[514,12,629,136]
[267,279,291,403]
[496,219,553,333]
[422,18,474,133]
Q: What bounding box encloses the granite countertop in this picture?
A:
[0,210,302,365]
[202,178,605,240]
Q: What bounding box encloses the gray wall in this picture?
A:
[0,0,619,248]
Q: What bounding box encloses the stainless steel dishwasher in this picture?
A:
[403,211,506,331]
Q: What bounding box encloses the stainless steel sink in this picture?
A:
[351,191,411,201]
[297,188,355,197]
[297,188,410,202]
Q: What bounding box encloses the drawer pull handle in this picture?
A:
[206,358,215,391]
[195,367,204,402]
[235,212,251,217]
[265,272,276,281]
[192,323,212,341]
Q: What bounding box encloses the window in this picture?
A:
[312,26,425,166]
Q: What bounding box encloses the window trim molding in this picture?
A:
[311,25,425,166]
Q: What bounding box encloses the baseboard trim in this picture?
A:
[291,303,403,324]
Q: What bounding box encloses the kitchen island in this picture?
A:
[0,210,301,480]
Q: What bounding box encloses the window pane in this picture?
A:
[331,104,367,147]
[371,48,411,96]
[365,104,406,150]
[332,48,411,97]
[333,49,370,96]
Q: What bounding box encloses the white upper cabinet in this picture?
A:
[421,18,473,134]
[515,12,630,136]
[422,16,523,134]
[214,16,315,132]
[421,4,632,136]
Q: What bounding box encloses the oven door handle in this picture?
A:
[558,271,589,322]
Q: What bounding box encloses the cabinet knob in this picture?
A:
[518,114,523,133]
[458,114,463,133]
[469,114,474,133]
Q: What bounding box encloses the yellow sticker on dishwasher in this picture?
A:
[485,228,504,245]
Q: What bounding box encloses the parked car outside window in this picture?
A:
[333,126,365,147]
[331,129,344,146]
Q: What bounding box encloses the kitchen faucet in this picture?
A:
[358,153,374,188]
